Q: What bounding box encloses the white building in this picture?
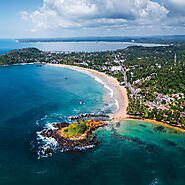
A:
[111,66,122,72]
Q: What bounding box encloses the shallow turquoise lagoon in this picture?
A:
[0,65,184,185]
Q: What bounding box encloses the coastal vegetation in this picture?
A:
[0,44,184,129]
[58,121,88,139]
[38,119,106,156]
[57,120,105,140]
[0,48,44,64]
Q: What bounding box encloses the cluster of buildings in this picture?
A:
[145,93,184,111]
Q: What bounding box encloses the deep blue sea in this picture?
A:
[0,64,184,185]
[0,41,185,185]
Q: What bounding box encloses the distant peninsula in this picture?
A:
[17,35,185,44]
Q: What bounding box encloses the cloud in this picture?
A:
[21,0,169,32]
[164,0,185,17]
[161,0,185,30]
[20,11,29,20]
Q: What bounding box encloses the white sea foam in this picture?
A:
[149,178,161,185]
[101,102,114,112]
[67,67,120,114]
[93,76,104,85]
[92,75,114,98]
[115,99,120,110]
[13,63,34,66]
[89,74,116,111]
[94,76,119,112]
[37,130,58,159]
[44,122,58,130]
[74,145,95,150]
[37,128,95,159]
[104,84,114,98]
[35,115,48,127]
[41,115,48,120]
[35,120,39,126]
[1,63,35,67]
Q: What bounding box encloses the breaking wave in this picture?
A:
[35,113,103,159]
[89,74,119,113]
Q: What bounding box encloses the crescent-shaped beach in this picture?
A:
[48,63,128,120]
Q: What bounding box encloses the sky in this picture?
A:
[1,0,185,38]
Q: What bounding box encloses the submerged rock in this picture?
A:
[115,122,121,128]
[139,124,147,128]
[163,139,178,147]
[111,133,145,145]
[154,126,166,133]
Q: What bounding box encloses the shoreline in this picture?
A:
[48,63,128,120]
[0,62,35,67]
[1,62,184,133]
[48,63,185,133]
[126,116,185,133]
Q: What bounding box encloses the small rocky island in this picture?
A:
[37,119,107,158]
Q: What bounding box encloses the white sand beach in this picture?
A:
[48,64,128,120]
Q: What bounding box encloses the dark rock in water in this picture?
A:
[131,137,145,145]
[111,133,145,145]
[68,113,109,121]
[169,130,178,134]
[45,147,53,157]
[163,139,177,147]
[177,147,185,153]
[110,126,117,133]
[44,129,53,137]
[40,129,54,138]
[37,128,98,158]
[54,133,97,150]
[154,126,166,133]
[147,130,154,135]
[139,124,147,128]
[146,143,157,153]
[115,122,121,128]
[53,122,69,129]
[105,109,113,114]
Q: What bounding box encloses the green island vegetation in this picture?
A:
[0,44,184,128]
[59,121,89,138]
[57,120,105,139]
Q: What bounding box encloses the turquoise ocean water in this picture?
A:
[0,39,185,185]
[0,64,184,185]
